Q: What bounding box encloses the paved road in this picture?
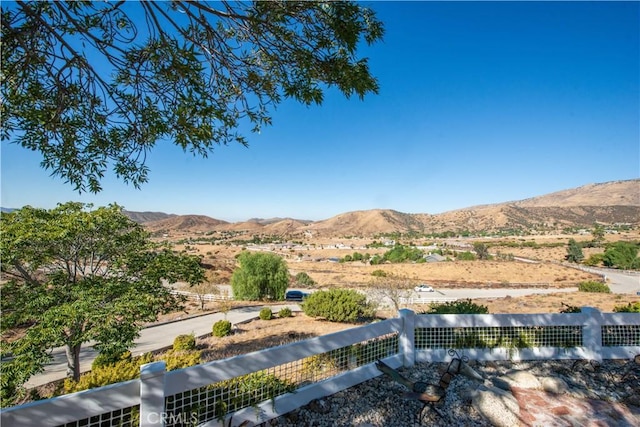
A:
[577,267,640,294]
[25,304,300,388]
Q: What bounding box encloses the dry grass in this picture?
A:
[198,313,359,361]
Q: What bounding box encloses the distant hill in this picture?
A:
[123,210,175,223]
[514,180,640,207]
[143,215,229,233]
[131,179,639,236]
[1,207,15,214]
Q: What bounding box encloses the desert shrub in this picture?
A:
[583,253,604,267]
[91,350,132,370]
[559,302,582,313]
[201,372,296,420]
[173,334,196,351]
[301,353,339,379]
[302,289,375,323]
[371,269,387,278]
[66,349,202,394]
[423,299,489,314]
[278,307,293,318]
[259,307,273,320]
[577,281,611,293]
[66,353,154,393]
[613,302,640,313]
[212,319,232,337]
[295,272,316,287]
[455,251,476,261]
[160,349,202,371]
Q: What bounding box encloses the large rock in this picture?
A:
[493,369,541,391]
[471,384,521,427]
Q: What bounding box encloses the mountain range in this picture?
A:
[133,179,640,237]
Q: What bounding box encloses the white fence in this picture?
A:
[169,289,231,302]
[2,308,639,427]
[399,296,458,305]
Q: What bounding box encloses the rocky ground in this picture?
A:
[263,357,640,427]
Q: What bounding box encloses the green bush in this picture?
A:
[91,350,132,370]
[173,334,196,351]
[67,349,202,394]
[201,372,296,420]
[212,319,232,337]
[295,272,316,287]
[577,281,611,293]
[613,302,640,313]
[423,299,489,314]
[583,253,604,267]
[160,349,202,371]
[66,353,154,393]
[302,289,375,323]
[259,307,273,320]
[455,251,476,261]
[371,269,387,277]
[278,307,293,318]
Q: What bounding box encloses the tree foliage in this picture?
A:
[294,271,316,287]
[423,299,489,315]
[0,202,204,404]
[602,241,640,270]
[473,242,490,260]
[382,245,424,263]
[230,251,289,301]
[1,1,384,192]
[565,238,584,263]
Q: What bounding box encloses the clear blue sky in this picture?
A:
[2,1,639,222]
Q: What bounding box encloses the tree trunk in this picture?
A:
[65,343,82,381]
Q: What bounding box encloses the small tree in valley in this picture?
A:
[230,252,289,301]
[565,239,584,263]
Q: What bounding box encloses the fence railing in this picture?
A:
[169,289,231,302]
[2,308,639,427]
[399,296,458,304]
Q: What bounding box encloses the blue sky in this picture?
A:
[2,1,639,222]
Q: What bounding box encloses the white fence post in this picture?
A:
[398,309,416,368]
[140,361,166,427]
[581,307,603,362]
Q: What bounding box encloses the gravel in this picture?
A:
[259,358,640,427]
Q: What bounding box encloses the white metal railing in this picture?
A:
[169,289,231,302]
[399,296,458,304]
[1,308,638,427]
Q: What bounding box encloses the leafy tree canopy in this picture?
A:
[382,245,424,263]
[565,238,584,263]
[1,1,384,192]
[602,241,640,270]
[0,202,204,404]
[230,251,289,301]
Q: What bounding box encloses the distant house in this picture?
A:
[424,253,446,263]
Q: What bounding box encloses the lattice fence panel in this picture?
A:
[415,325,583,350]
[602,324,640,347]
[55,405,139,427]
[164,332,399,426]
